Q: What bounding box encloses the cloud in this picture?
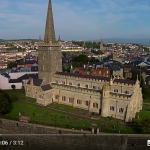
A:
[0,0,150,40]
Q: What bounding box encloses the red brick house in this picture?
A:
[91,69,111,78]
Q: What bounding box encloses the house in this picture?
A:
[17,56,38,68]
[124,68,132,79]
[0,73,38,90]
[87,62,104,69]
[71,67,88,75]
[91,68,111,78]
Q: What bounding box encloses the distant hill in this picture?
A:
[0,39,38,42]
[89,38,150,46]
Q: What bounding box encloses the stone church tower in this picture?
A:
[38,0,62,83]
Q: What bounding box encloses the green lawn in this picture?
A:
[2,101,145,133]
[49,103,92,117]
[2,89,148,133]
[3,101,94,131]
[104,124,140,134]
[50,103,75,113]
[4,89,36,103]
[143,99,150,103]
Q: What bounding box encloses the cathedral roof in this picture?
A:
[27,78,43,86]
[41,84,52,91]
[113,78,136,85]
[55,72,110,81]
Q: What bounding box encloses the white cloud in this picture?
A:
[0,0,150,39]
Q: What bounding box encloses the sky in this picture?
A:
[0,0,150,40]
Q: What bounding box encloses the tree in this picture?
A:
[11,85,16,90]
[141,117,150,134]
[76,55,89,63]
[0,92,12,115]
[62,65,65,72]
[72,62,80,67]
[90,57,99,62]
[7,61,17,69]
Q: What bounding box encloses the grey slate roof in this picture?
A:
[55,72,110,81]
[18,60,38,65]
[9,74,38,83]
[27,78,43,86]
[55,72,136,85]
[41,84,52,91]
[31,66,38,72]
[3,73,10,78]
[113,79,136,85]
[11,66,38,73]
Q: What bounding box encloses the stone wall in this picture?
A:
[0,119,150,150]
[0,118,90,134]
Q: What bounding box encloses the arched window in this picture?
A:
[93,103,98,108]
[69,82,72,85]
[55,95,59,100]
[125,91,129,94]
[62,96,66,101]
[62,81,65,84]
[77,99,82,104]
[93,86,97,89]
[85,85,88,88]
[114,89,118,93]
[85,101,89,106]
[110,106,115,111]
[69,98,74,103]
[119,108,124,113]
[77,83,80,87]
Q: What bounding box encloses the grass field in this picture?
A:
[3,101,101,131]
[4,89,36,103]
[143,99,150,103]
[2,89,148,133]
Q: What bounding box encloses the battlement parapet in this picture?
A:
[54,74,109,83]
[113,82,134,87]
[110,92,131,100]
[52,83,101,95]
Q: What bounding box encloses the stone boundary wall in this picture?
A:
[0,118,91,134]
[0,118,150,150]
[0,134,127,150]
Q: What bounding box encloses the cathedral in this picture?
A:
[24,0,143,122]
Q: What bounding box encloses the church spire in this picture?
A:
[44,0,56,44]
